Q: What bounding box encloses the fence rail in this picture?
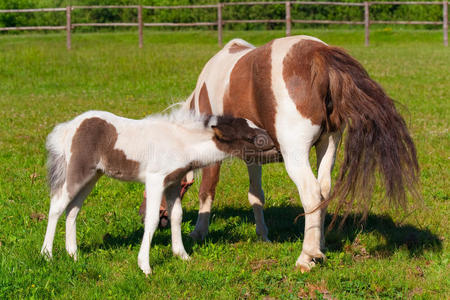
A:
[0,1,448,48]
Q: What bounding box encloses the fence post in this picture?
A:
[285,1,291,37]
[217,3,223,46]
[444,1,448,46]
[138,5,143,48]
[66,6,71,50]
[364,2,370,47]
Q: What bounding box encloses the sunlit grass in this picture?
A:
[0,29,448,298]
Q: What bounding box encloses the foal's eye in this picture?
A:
[246,135,256,143]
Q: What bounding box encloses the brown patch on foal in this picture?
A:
[282,40,330,126]
[223,41,279,146]
[163,161,203,186]
[228,42,252,54]
[67,117,140,198]
[199,83,212,115]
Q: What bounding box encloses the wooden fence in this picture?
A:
[0,1,448,48]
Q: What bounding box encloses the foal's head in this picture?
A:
[211,116,279,164]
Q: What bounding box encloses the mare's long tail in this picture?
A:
[313,44,420,226]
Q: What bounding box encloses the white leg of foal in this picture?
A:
[247,164,270,242]
[65,177,99,260]
[165,185,190,260]
[138,175,164,276]
[315,131,341,250]
[41,186,72,259]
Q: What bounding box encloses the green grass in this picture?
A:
[0,28,449,299]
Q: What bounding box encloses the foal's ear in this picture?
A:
[212,124,235,142]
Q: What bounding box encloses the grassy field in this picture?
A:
[0,29,448,299]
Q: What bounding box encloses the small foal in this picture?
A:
[41,109,278,275]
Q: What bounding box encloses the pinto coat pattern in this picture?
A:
[181,35,419,272]
[41,109,278,275]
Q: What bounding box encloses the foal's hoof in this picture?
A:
[138,262,152,276]
[67,251,78,261]
[176,252,191,261]
[40,248,53,261]
[159,216,169,228]
[141,267,152,277]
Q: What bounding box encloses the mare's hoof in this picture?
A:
[189,230,206,242]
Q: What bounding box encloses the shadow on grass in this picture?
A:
[80,205,442,258]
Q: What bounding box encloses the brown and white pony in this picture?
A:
[165,35,420,272]
[40,109,277,275]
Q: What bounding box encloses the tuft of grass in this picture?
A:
[0,29,448,298]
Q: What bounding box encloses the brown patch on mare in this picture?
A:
[67,117,140,198]
[282,40,330,127]
[228,42,252,54]
[199,162,221,203]
[199,83,212,115]
[196,81,221,208]
[223,41,279,148]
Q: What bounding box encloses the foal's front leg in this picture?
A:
[165,184,190,260]
[138,174,164,276]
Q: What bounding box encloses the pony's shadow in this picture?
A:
[81,205,442,258]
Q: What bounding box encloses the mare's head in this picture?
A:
[211,116,280,164]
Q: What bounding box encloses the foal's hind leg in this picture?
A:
[65,174,100,259]
[165,184,189,260]
[41,185,72,259]
[247,164,269,241]
[315,131,341,250]
[190,162,221,241]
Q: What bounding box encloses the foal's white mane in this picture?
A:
[145,105,214,130]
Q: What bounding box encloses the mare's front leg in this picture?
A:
[247,164,270,241]
[138,174,164,276]
[315,131,341,250]
[190,162,221,241]
[165,184,190,260]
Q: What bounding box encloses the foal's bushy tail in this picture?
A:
[46,123,68,196]
[314,45,420,226]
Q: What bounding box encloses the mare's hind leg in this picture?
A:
[315,131,341,250]
[65,174,101,259]
[190,162,221,241]
[165,184,189,260]
[247,164,269,241]
[276,117,324,272]
[41,186,72,259]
